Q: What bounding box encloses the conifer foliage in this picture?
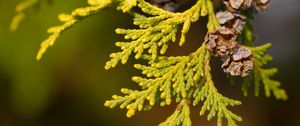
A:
[10,0,38,31]
[11,0,287,125]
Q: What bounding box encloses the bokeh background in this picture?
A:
[0,0,299,126]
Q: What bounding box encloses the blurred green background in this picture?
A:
[0,0,299,126]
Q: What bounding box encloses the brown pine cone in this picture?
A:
[224,0,270,12]
[205,27,253,77]
[255,0,270,11]
[224,0,253,12]
[221,47,253,77]
[205,27,237,57]
[216,11,246,34]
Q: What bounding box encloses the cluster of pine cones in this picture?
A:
[224,0,270,12]
[149,0,270,77]
[205,0,270,77]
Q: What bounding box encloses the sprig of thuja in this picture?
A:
[10,0,39,31]
[11,0,287,126]
[250,44,287,100]
[36,0,112,60]
[105,0,218,69]
[10,0,54,31]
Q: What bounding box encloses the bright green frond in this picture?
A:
[36,0,112,60]
[159,99,191,126]
[105,0,215,69]
[206,0,220,31]
[117,0,137,12]
[249,44,288,100]
[104,44,207,118]
[11,0,287,126]
[10,0,38,32]
[193,52,242,126]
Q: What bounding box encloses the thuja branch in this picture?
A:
[105,43,243,126]
[195,53,242,126]
[9,0,288,126]
[36,0,112,60]
[249,44,287,100]
[104,44,208,118]
[105,0,216,69]
[10,0,38,31]
[159,99,192,126]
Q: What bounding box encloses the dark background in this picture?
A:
[0,0,299,126]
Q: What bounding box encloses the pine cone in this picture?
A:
[255,0,270,11]
[224,0,270,12]
[224,0,253,12]
[216,11,246,34]
[221,47,253,77]
[205,27,237,57]
[205,27,253,77]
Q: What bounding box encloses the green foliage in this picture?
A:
[250,44,288,100]
[10,0,38,31]
[237,11,287,100]
[104,44,243,126]
[193,52,242,126]
[237,10,256,47]
[194,54,242,126]
[36,0,112,60]
[105,0,219,69]
[117,0,137,12]
[159,99,191,126]
[104,44,208,117]
[11,0,287,126]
